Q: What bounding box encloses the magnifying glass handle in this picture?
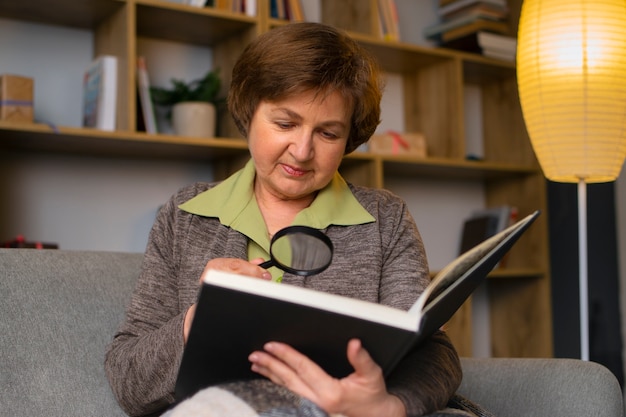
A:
[258,260,273,269]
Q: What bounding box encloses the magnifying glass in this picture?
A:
[259,226,333,276]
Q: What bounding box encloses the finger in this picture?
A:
[249,257,266,266]
[262,342,343,404]
[183,304,197,343]
[202,258,271,280]
[346,339,383,378]
[264,342,326,381]
[248,351,285,384]
[248,348,315,398]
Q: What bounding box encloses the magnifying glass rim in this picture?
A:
[269,225,333,276]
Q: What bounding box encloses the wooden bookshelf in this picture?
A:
[0,0,552,358]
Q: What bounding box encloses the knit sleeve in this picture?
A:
[387,330,462,416]
[104,190,190,416]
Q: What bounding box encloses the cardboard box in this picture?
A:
[368,131,427,157]
[0,74,34,123]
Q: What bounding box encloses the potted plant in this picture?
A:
[150,69,222,137]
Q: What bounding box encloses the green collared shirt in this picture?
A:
[178,160,374,279]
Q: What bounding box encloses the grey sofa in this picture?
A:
[1,248,624,417]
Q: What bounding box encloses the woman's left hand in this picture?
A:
[248,339,406,417]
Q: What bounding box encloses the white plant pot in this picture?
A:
[171,101,216,138]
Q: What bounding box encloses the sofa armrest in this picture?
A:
[458,357,624,417]
[1,249,143,417]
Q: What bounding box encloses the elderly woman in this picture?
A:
[105,22,462,417]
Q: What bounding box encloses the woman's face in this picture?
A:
[248,89,351,204]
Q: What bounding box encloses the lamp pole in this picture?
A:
[578,179,589,361]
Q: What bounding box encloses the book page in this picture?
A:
[204,269,420,331]
[408,211,536,315]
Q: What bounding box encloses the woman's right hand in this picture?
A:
[183,257,272,342]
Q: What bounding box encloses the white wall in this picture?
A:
[0,19,217,252]
[0,18,90,127]
[0,151,213,252]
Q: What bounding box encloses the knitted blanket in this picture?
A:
[163,380,494,417]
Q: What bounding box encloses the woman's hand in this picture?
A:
[248,339,407,417]
[201,257,273,281]
[183,257,272,342]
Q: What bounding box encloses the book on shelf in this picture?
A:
[427,0,510,50]
[171,1,257,21]
[174,210,540,401]
[212,0,236,11]
[424,13,507,41]
[228,0,250,13]
[476,43,515,61]
[377,0,400,41]
[244,0,257,17]
[476,30,516,51]
[440,2,508,22]
[459,205,517,255]
[285,0,304,21]
[270,0,285,19]
[136,56,158,134]
[82,55,117,131]
[441,19,508,42]
[438,0,507,17]
[442,30,516,60]
[481,48,515,61]
[270,0,304,21]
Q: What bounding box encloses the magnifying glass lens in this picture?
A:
[259,226,333,277]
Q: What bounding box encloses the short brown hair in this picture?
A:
[228,22,383,154]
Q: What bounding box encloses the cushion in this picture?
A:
[1,249,142,416]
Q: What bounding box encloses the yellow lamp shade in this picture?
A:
[517,0,626,183]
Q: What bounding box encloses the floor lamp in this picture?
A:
[517,0,626,361]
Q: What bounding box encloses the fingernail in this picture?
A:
[262,272,272,280]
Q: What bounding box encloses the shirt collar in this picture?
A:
[178,159,375,233]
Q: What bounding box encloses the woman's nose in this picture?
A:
[289,130,314,161]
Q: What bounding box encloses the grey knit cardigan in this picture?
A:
[105,181,462,417]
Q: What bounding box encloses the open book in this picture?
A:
[175,210,540,401]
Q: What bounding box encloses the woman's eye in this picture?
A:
[276,122,294,130]
[320,130,340,140]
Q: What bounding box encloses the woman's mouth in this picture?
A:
[282,164,309,177]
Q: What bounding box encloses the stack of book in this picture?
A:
[464,31,516,61]
[424,0,514,58]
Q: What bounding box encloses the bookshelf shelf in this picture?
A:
[488,268,544,279]
[0,0,125,29]
[0,121,537,180]
[0,0,552,359]
[136,1,257,46]
[357,37,457,73]
[0,122,249,160]
[378,155,539,180]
